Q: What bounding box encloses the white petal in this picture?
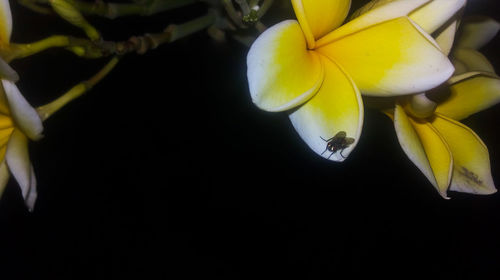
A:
[0,57,19,81]
[5,129,36,208]
[25,164,37,211]
[408,0,466,34]
[2,80,44,140]
[456,16,500,50]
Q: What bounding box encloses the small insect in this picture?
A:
[320,131,355,159]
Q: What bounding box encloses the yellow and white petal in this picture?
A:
[0,0,12,47]
[317,0,430,47]
[0,159,8,197]
[2,80,44,140]
[394,104,452,198]
[456,16,500,50]
[5,129,36,209]
[435,72,500,120]
[452,49,496,74]
[317,17,454,96]
[291,0,351,47]
[247,20,324,112]
[408,0,466,34]
[435,20,458,56]
[432,114,496,194]
[289,56,362,162]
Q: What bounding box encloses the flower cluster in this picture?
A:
[247,0,499,197]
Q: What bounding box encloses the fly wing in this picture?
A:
[335,131,347,138]
[344,137,355,145]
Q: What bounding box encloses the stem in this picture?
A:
[36,56,120,121]
[7,10,216,60]
[7,35,105,61]
[29,0,199,19]
[222,0,244,28]
[17,0,54,14]
[255,21,266,33]
[249,0,259,8]
[105,9,217,55]
[168,10,217,42]
[257,0,273,18]
[235,0,250,16]
[7,36,70,61]
[50,0,101,40]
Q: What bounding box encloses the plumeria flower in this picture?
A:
[247,0,457,161]
[390,17,500,198]
[0,0,44,210]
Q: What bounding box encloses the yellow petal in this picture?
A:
[435,20,458,56]
[456,16,500,50]
[408,0,466,34]
[247,20,324,112]
[394,104,452,198]
[318,0,430,47]
[431,114,496,194]
[0,0,11,47]
[317,17,454,96]
[291,0,351,48]
[2,80,44,140]
[435,73,500,120]
[0,122,13,148]
[452,49,496,74]
[0,79,10,115]
[289,55,362,162]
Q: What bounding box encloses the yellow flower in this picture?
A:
[247,0,455,161]
[0,1,43,210]
[391,17,500,198]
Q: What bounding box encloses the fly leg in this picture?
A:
[340,148,348,159]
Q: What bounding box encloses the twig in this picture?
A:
[36,56,120,121]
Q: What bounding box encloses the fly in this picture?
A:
[320,131,355,159]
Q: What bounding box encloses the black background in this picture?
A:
[1,0,500,279]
